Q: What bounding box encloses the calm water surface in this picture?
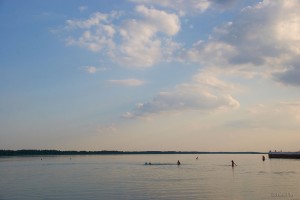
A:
[1,154,300,200]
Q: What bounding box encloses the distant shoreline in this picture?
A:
[0,150,266,156]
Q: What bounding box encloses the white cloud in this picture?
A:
[185,0,300,86]
[135,5,180,36]
[114,19,162,67]
[83,66,107,74]
[108,79,145,86]
[66,28,116,52]
[129,0,238,15]
[187,40,237,67]
[64,6,181,68]
[123,72,239,119]
[192,70,238,91]
[66,12,109,29]
[111,5,181,67]
[65,11,118,52]
[129,0,211,15]
[63,1,300,81]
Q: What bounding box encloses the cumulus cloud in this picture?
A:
[66,12,116,29]
[64,6,181,68]
[112,5,181,67]
[192,70,238,91]
[186,0,300,85]
[123,72,239,119]
[108,79,145,86]
[62,1,300,71]
[63,1,300,82]
[135,5,180,36]
[130,0,207,15]
[187,40,236,67]
[130,0,238,15]
[65,11,118,53]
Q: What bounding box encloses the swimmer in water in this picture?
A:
[231,160,237,167]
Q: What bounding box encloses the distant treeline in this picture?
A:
[0,150,265,156]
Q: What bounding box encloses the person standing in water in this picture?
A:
[262,155,265,161]
[177,160,181,165]
[231,160,237,167]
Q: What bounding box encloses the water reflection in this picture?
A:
[0,154,300,199]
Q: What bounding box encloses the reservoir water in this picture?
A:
[0,154,299,200]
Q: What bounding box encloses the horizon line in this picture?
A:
[0,149,267,156]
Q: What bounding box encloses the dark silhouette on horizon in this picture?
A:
[0,150,266,156]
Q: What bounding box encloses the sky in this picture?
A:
[1,0,300,152]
